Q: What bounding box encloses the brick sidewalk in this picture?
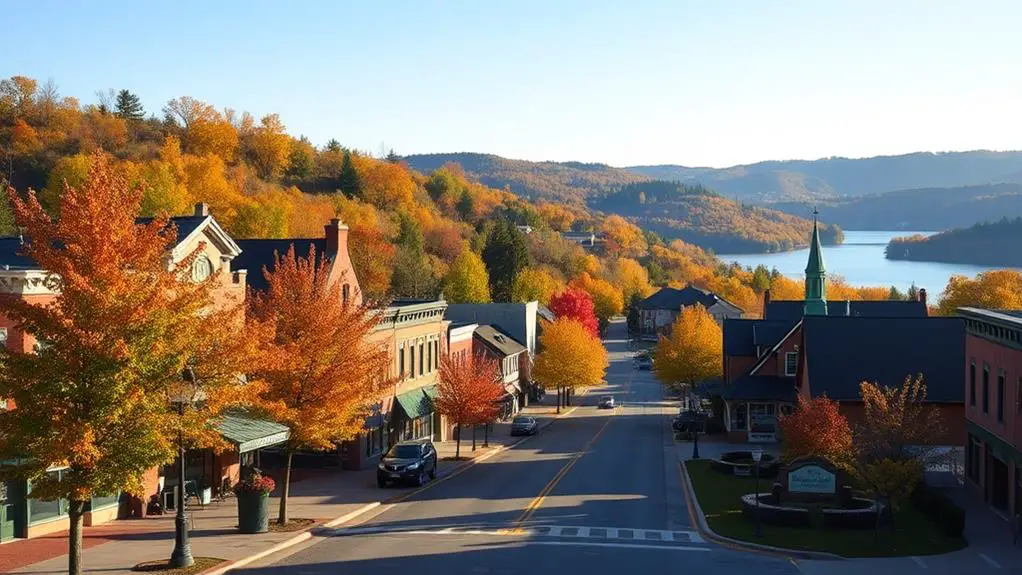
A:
[2,397,574,574]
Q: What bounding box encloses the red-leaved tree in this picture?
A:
[778,395,854,469]
[548,288,599,337]
[435,353,505,459]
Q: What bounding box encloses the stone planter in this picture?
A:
[236,491,270,534]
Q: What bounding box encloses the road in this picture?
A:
[239,319,800,575]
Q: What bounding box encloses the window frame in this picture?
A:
[969,360,976,407]
[982,364,990,414]
[784,352,797,376]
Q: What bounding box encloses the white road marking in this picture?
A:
[910,556,927,568]
[332,524,706,545]
[526,541,712,552]
[978,553,1002,569]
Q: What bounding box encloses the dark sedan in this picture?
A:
[510,416,539,436]
[377,439,437,487]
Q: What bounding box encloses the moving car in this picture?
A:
[598,395,616,409]
[633,354,653,370]
[377,439,437,487]
[510,416,539,436]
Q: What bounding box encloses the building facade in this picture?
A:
[637,286,743,339]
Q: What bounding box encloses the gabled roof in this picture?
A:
[0,237,39,270]
[537,304,556,323]
[802,316,965,402]
[765,299,927,322]
[723,319,795,357]
[474,324,527,357]
[233,238,327,293]
[637,286,743,314]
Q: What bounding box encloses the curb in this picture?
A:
[202,403,582,573]
[677,457,844,562]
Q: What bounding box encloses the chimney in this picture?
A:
[918,288,928,308]
[324,218,349,256]
[762,289,771,317]
[194,202,209,217]
[846,300,851,316]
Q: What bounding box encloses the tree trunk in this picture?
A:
[456,424,462,459]
[556,386,561,414]
[484,423,489,447]
[277,450,293,525]
[68,498,86,575]
[472,425,477,450]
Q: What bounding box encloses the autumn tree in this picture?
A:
[391,212,437,299]
[114,89,145,121]
[246,114,291,180]
[937,270,1022,315]
[572,273,624,332]
[442,249,491,303]
[653,305,722,393]
[778,395,854,467]
[482,219,529,302]
[284,137,315,181]
[533,319,609,411]
[601,214,648,258]
[0,156,251,575]
[435,353,505,459]
[511,267,563,305]
[548,288,599,337]
[610,257,653,303]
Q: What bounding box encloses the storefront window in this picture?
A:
[732,403,747,430]
[29,470,66,524]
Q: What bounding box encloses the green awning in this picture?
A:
[217,412,291,454]
[422,384,438,401]
[395,386,436,420]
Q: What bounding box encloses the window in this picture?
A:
[983,365,990,414]
[969,360,976,407]
[434,340,440,370]
[419,342,424,376]
[342,284,350,306]
[410,345,416,379]
[398,344,405,379]
[997,370,1005,423]
[191,256,213,282]
[427,340,432,374]
[784,352,797,376]
[732,403,747,430]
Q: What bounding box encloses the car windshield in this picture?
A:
[601,396,613,401]
[512,417,534,424]
[386,444,421,459]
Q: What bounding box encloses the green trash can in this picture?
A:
[236,492,269,533]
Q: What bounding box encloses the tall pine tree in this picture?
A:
[482,219,529,302]
[339,150,362,198]
[114,89,145,120]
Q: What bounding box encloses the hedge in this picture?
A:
[911,483,966,538]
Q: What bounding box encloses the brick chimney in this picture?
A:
[918,288,928,308]
[324,218,348,256]
[194,202,209,217]
[762,289,771,317]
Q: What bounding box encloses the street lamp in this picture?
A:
[691,416,701,460]
[751,447,763,537]
[168,366,202,568]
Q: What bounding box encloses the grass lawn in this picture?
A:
[685,459,968,557]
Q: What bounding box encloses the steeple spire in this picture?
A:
[804,207,828,316]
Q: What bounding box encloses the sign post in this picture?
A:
[752,448,763,537]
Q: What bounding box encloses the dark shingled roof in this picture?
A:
[802,316,964,402]
[233,238,327,293]
[765,299,928,322]
[474,324,527,357]
[136,215,208,244]
[637,286,743,314]
[723,319,795,357]
[721,375,798,402]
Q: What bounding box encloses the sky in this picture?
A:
[3,0,1020,168]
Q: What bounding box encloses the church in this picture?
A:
[718,213,965,445]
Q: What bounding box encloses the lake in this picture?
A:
[717,230,1014,293]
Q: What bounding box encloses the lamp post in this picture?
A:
[168,367,200,568]
[691,417,701,460]
[751,447,763,537]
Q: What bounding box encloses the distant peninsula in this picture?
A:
[885,218,1022,267]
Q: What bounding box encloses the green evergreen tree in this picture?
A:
[887,286,905,301]
[385,148,401,163]
[284,137,314,180]
[325,139,342,152]
[0,185,16,236]
[906,283,919,301]
[114,89,145,120]
[626,293,642,335]
[751,265,771,292]
[339,150,362,198]
[390,212,435,298]
[482,219,529,302]
[456,191,476,220]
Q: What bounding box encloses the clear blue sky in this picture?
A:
[3,0,1019,167]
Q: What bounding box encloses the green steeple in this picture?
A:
[804,208,828,315]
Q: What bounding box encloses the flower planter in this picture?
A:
[236,491,270,534]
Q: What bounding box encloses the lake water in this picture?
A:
[717,230,1014,293]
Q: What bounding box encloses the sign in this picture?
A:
[788,465,836,494]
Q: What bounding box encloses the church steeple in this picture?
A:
[804,207,828,316]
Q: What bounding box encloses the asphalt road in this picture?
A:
[238,320,800,575]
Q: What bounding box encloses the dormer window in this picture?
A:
[191,256,213,282]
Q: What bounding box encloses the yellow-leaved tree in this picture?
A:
[442,248,491,303]
[653,304,722,393]
[511,266,564,305]
[532,318,608,412]
[937,270,1022,315]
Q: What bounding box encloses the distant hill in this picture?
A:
[886,217,1022,267]
[627,151,1022,204]
[403,153,647,205]
[592,181,842,254]
[771,183,1022,231]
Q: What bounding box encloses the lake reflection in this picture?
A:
[717,231,1015,293]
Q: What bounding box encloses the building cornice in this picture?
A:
[0,270,59,295]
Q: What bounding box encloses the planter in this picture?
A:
[236,491,270,534]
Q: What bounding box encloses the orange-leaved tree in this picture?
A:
[435,353,505,459]
[246,244,390,525]
[533,318,608,412]
[0,155,251,575]
[778,395,854,468]
[653,304,722,394]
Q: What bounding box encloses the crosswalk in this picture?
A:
[333,524,705,545]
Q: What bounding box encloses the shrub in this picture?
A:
[910,483,966,538]
[233,472,276,495]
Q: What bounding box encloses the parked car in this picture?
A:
[598,395,616,409]
[673,410,709,433]
[377,439,437,487]
[510,416,539,436]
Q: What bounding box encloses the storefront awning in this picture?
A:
[217,412,291,454]
[395,385,436,420]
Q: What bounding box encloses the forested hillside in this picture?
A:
[772,183,1022,231]
[594,181,843,253]
[627,151,1022,204]
[886,218,1022,267]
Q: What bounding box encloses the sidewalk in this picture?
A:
[2,397,576,574]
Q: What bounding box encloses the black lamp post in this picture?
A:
[169,367,200,568]
[752,447,763,537]
[691,419,701,460]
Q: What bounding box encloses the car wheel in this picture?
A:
[429,464,437,480]
[417,469,427,486]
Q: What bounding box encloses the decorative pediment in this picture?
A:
[0,271,60,295]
